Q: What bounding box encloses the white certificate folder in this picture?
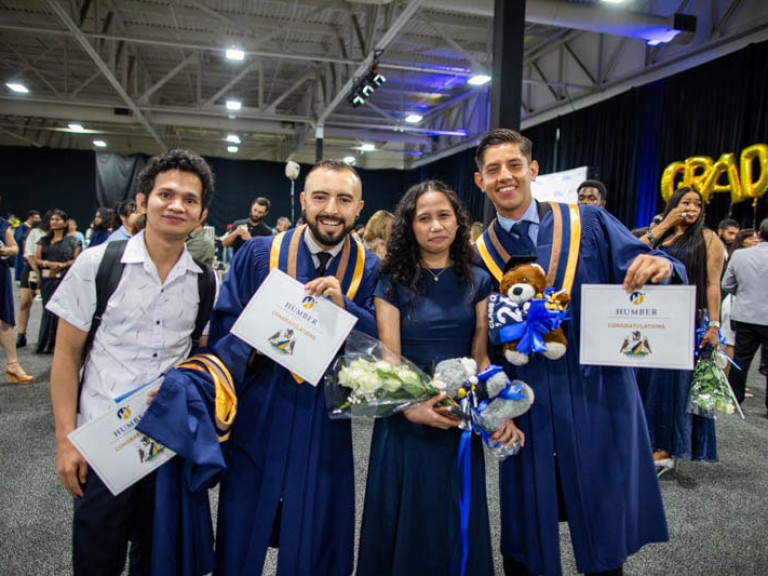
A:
[579,284,696,370]
[68,380,174,496]
[230,268,358,385]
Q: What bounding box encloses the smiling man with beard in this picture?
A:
[208,159,380,576]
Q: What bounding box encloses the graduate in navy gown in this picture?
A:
[357,180,524,576]
[209,160,379,576]
[473,129,685,576]
[636,187,723,466]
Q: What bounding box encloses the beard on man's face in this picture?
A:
[303,209,355,247]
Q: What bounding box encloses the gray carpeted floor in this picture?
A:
[2,283,767,575]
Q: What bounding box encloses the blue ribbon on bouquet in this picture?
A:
[456,428,472,576]
[695,314,740,370]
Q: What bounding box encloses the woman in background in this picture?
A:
[637,186,723,468]
[362,209,394,259]
[35,209,80,353]
[0,200,33,383]
[357,181,522,575]
[88,206,113,247]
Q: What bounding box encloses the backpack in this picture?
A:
[81,239,216,365]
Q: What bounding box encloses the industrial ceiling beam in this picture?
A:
[45,0,166,150]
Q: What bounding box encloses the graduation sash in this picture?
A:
[177,354,237,441]
[269,225,366,300]
[475,202,581,295]
[268,225,367,383]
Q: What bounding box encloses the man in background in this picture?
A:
[222,197,273,255]
[717,218,740,255]
[186,220,215,265]
[723,218,768,413]
[576,179,607,207]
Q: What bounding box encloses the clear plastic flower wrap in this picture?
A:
[325,330,440,419]
[688,343,737,418]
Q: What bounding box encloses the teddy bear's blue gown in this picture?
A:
[636,240,718,461]
[357,265,494,576]
[477,202,685,576]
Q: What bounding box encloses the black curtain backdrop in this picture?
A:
[95,152,147,209]
[4,40,768,233]
[1,146,96,230]
[524,41,768,231]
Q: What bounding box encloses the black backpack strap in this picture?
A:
[82,240,128,364]
[192,258,216,348]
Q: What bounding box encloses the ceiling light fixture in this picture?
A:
[68,123,85,132]
[343,156,356,165]
[226,99,242,111]
[467,74,491,86]
[226,134,241,144]
[227,146,239,153]
[405,113,423,124]
[225,48,245,61]
[359,143,376,152]
[6,81,29,94]
[93,140,107,148]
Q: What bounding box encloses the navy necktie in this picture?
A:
[511,220,536,253]
[315,252,332,276]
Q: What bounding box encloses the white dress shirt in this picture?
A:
[47,230,215,424]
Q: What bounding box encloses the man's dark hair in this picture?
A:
[577,179,608,202]
[718,218,740,231]
[251,196,271,212]
[475,128,533,170]
[305,159,362,184]
[759,218,768,242]
[26,210,41,220]
[136,149,215,209]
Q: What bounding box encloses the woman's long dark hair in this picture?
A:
[381,180,472,300]
[657,187,707,307]
[94,207,113,232]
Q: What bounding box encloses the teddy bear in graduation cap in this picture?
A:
[487,255,570,366]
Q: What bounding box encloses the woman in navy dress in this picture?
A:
[1,210,33,383]
[636,187,723,466]
[357,181,524,575]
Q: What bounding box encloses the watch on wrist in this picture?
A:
[708,321,721,329]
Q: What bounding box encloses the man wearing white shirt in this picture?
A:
[48,149,216,576]
[723,218,768,412]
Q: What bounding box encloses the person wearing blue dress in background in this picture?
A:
[637,187,724,467]
[357,180,524,576]
[1,204,33,384]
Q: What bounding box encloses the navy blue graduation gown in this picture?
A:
[136,367,228,576]
[479,204,684,576]
[209,234,379,576]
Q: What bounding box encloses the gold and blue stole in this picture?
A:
[475,202,581,294]
[177,353,237,441]
[268,225,367,383]
[268,224,367,300]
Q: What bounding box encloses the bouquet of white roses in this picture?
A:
[325,331,441,418]
[688,343,740,418]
